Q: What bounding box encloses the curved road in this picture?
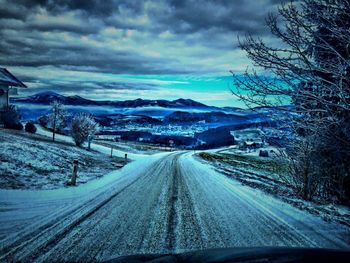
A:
[2,152,349,262]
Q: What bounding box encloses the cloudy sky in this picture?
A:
[0,0,284,107]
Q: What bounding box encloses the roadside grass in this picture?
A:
[198,152,287,176]
[197,151,350,227]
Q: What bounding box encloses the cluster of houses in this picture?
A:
[231,128,265,151]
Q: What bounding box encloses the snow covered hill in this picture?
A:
[0,129,126,189]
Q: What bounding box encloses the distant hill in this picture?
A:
[94,111,250,127]
[12,91,213,109]
[94,113,162,126]
[163,111,248,124]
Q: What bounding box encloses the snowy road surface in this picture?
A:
[1,151,349,262]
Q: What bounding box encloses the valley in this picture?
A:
[12,91,289,149]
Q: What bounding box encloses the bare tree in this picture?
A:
[48,101,67,142]
[232,0,350,201]
[277,134,320,200]
[71,113,99,147]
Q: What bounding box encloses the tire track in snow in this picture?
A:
[175,156,205,252]
[165,155,180,251]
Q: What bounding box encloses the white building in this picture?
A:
[0,68,27,108]
[231,128,265,150]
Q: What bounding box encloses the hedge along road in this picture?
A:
[1,151,349,262]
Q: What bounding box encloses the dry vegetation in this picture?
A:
[197,151,350,226]
[198,152,287,175]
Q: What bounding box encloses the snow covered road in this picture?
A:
[1,151,349,262]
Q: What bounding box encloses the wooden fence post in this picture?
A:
[71,159,79,186]
[87,135,92,150]
[124,153,127,164]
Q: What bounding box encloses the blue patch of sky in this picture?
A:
[110,74,239,107]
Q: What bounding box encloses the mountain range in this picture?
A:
[12,91,213,109]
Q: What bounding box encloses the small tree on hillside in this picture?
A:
[71,113,99,147]
[48,101,67,142]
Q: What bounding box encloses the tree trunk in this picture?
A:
[303,170,310,200]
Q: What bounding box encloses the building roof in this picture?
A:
[0,68,27,88]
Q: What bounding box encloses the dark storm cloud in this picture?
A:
[151,0,270,35]
[11,0,144,18]
[19,77,158,95]
[1,0,286,33]
[17,71,161,99]
[27,21,101,34]
[0,35,196,74]
[0,6,26,20]
[0,0,287,80]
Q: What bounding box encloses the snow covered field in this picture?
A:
[0,129,126,189]
[35,126,145,161]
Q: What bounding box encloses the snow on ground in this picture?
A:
[0,129,126,189]
[0,149,170,243]
[0,126,169,242]
[1,151,349,261]
[181,152,350,248]
[1,127,349,261]
[196,149,350,227]
[36,126,145,161]
[95,140,173,155]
